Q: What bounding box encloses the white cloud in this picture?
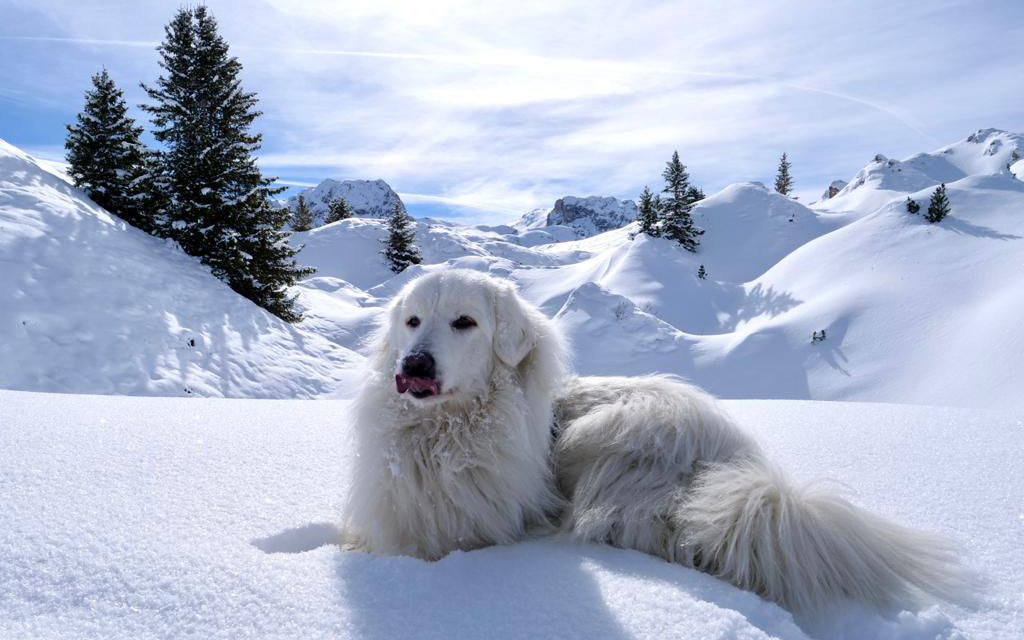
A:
[2,0,1021,223]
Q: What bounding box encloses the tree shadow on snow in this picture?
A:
[810,317,852,377]
[729,283,802,328]
[941,217,1022,240]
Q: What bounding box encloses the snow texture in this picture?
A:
[0,139,364,397]
[0,390,1019,639]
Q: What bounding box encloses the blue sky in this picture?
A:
[1,0,1021,224]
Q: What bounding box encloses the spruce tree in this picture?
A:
[774,152,793,196]
[636,186,660,237]
[696,264,707,280]
[65,69,154,231]
[291,195,314,231]
[686,186,705,204]
[925,184,951,223]
[905,197,920,214]
[382,200,421,273]
[660,150,703,252]
[140,7,312,321]
[324,197,353,224]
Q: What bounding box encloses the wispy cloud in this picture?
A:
[1,0,1020,220]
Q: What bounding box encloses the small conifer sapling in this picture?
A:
[382,201,421,273]
[636,186,660,237]
[925,184,951,223]
[774,153,793,196]
[291,195,314,231]
[325,197,353,224]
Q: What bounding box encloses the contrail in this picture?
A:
[0,35,933,140]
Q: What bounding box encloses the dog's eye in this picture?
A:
[451,315,477,330]
[406,316,420,328]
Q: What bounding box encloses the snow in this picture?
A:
[4,129,1023,409]
[291,131,1024,410]
[3,127,1024,638]
[0,139,363,397]
[1,389,1020,640]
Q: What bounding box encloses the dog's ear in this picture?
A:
[493,282,537,368]
[367,290,405,375]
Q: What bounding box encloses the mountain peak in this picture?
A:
[513,194,637,238]
[287,178,405,227]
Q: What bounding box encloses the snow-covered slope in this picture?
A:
[2,390,1020,640]
[0,139,363,397]
[287,178,405,226]
[691,182,839,282]
[825,128,1024,214]
[3,130,1023,409]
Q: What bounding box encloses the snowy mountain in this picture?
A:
[825,128,1024,213]
[285,129,1024,410]
[513,195,637,238]
[3,129,1023,410]
[286,178,405,226]
[0,139,363,397]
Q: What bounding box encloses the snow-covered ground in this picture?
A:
[1,390,1020,640]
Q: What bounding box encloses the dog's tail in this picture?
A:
[678,459,975,614]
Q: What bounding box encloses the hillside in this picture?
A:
[2,390,1020,639]
[286,129,1024,410]
[0,140,363,397]
[2,130,1022,409]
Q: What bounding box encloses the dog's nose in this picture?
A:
[401,351,436,379]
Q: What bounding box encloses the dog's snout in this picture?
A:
[402,351,436,379]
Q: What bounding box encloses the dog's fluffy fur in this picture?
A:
[345,269,970,614]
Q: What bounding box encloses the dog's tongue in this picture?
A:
[395,374,440,395]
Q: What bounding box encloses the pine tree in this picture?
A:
[686,186,705,204]
[660,150,704,252]
[324,197,353,224]
[636,186,660,237]
[925,184,951,223]
[140,7,312,321]
[696,264,707,280]
[382,200,421,273]
[774,152,793,196]
[65,69,155,231]
[905,197,920,214]
[291,195,314,231]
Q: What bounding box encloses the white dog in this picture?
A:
[345,269,969,614]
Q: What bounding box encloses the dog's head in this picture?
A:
[373,269,544,405]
